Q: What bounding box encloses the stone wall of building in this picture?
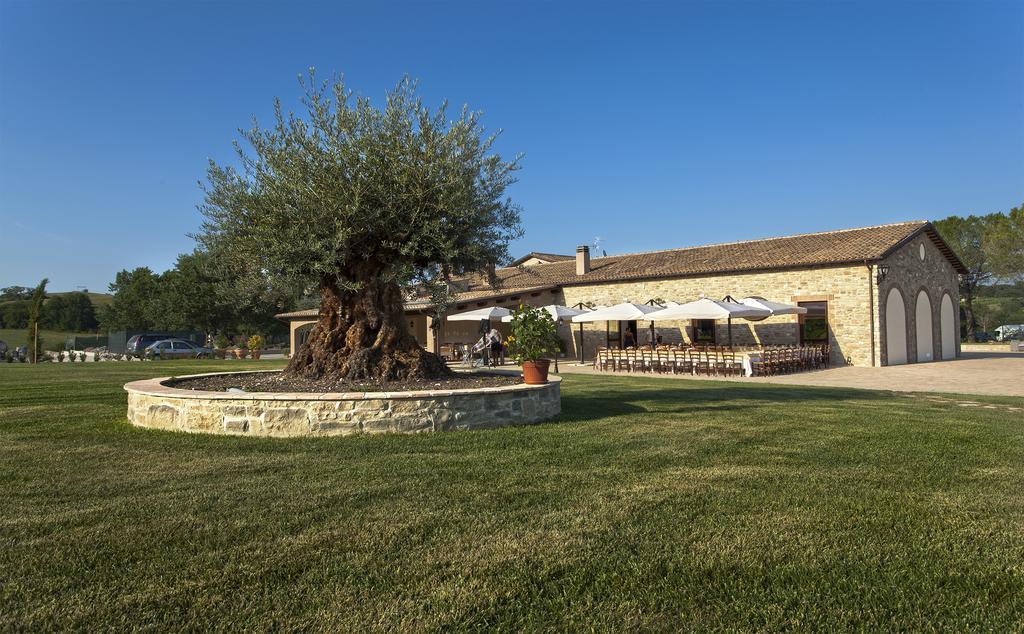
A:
[556,264,878,366]
[876,235,961,365]
[125,373,561,436]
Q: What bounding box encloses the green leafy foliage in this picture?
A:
[972,297,1024,334]
[25,279,48,363]
[100,268,161,331]
[194,71,522,379]
[506,305,560,364]
[99,252,294,339]
[42,292,98,331]
[0,286,33,301]
[197,70,523,299]
[246,335,263,351]
[0,301,29,328]
[934,204,1024,339]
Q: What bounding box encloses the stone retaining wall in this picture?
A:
[124,371,561,436]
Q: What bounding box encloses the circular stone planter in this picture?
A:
[124,371,561,436]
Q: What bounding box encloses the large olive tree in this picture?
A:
[197,73,522,380]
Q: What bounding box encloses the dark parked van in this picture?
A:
[126,333,175,356]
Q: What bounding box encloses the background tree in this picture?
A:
[25,279,48,362]
[0,286,33,301]
[1,301,29,329]
[972,298,1018,334]
[157,250,296,340]
[197,72,523,381]
[934,204,1024,340]
[97,254,295,341]
[99,268,161,331]
[42,292,98,331]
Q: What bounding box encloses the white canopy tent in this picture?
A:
[572,302,672,351]
[570,302,666,323]
[645,298,770,349]
[739,296,808,320]
[446,306,512,321]
[500,304,590,323]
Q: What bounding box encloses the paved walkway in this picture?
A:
[554,352,1024,398]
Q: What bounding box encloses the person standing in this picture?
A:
[622,328,636,349]
[487,328,503,366]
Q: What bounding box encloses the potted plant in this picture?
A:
[507,304,561,384]
[213,333,230,359]
[247,335,263,360]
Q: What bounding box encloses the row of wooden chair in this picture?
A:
[749,345,830,376]
[594,347,744,376]
[594,344,831,377]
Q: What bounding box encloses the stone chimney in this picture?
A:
[576,245,591,276]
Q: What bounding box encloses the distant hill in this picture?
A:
[0,291,113,308]
[51,291,114,308]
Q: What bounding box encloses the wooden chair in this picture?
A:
[622,348,638,372]
[695,348,712,375]
[720,350,739,376]
[639,348,655,373]
[610,348,625,372]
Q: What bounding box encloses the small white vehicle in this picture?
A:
[995,325,1024,341]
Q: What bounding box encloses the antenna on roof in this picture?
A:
[593,236,607,257]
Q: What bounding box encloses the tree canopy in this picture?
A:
[934,203,1024,339]
[25,279,48,362]
[197,72,523,380]
[99,254,294,339]
[42,292,98,332]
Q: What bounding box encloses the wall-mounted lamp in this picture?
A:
[876,264,890,285]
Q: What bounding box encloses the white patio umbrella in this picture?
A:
[645,298,770,349]
[499,304,590,323]
[570,302,662,323]
[446,306,512,321]
[572,302,667,350]
[739,296,808,320]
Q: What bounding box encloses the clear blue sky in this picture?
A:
[1,0,1021,292]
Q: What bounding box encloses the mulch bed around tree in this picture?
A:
[167,371,522,393]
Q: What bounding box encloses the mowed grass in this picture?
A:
[1,361,1022,630]
[0,328,100,350]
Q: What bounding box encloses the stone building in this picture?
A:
[277,221,966,367]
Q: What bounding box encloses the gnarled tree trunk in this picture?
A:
[286,270,451,382]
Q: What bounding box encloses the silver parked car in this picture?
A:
[144,338,213,359]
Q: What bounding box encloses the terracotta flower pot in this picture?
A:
[521,359,551,385]
[250,350,261,360]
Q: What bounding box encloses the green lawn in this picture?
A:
[0,328,98,350]
[1,361,1022,630]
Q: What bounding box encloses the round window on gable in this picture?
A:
[919,243,925,261]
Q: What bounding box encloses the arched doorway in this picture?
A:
[940,294,956,360]
[885,288,907,365]
[915,290,933,363]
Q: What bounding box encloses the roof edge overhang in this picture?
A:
[876,222,968,275]
[276,285,561,320]
[404,284,560,313]
[559,260,885,288]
